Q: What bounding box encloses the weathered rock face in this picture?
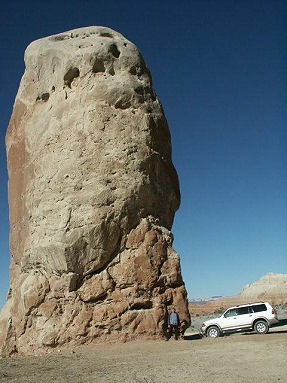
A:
[237,273,287,303]
[0,26,190,356]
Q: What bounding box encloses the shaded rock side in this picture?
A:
[0,26,190,356]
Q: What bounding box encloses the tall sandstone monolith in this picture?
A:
[0,26,190,356]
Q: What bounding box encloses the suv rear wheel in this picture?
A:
[207,326,221,338]
[254,320,269,334]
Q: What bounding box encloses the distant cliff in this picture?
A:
[236,273,287,303]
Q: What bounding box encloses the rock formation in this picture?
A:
[236,273,287,303]
[0,26,190,356]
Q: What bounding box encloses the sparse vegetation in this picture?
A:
[213,307,225,315]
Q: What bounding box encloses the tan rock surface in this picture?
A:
[0,26,190,356]
[238,272,287,303]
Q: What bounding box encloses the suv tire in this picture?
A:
[254,320,269,334]
[207,326,221,338]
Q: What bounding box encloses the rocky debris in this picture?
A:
[0,26,190,356]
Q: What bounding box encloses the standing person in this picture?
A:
[167,308,180,340]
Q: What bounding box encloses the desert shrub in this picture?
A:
[213,307,225,315]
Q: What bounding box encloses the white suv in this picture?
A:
[200,302,279,338]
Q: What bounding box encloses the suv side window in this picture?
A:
[251,304,267,313]
[224,308,238,317]
[237,306,250,315]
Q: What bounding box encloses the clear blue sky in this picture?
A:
[0,0,286,308]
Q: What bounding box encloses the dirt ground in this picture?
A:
[0,317,286,383]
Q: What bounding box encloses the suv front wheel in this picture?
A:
[206,326,221,338]
[254,320,269,334]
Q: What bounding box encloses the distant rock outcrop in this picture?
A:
[0,26,190,356]
[236,273,287,303]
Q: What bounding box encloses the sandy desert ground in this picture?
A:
[0,311,286,383]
